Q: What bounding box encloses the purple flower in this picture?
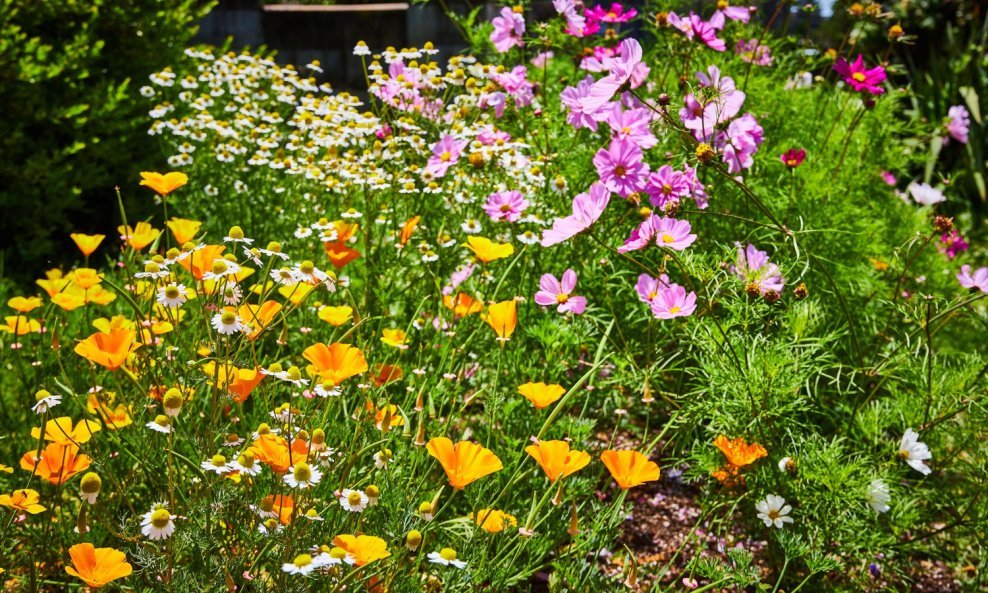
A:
[593,138,650,197]
[606,106,657,149]
[680,66,746,142]
[491,7,525,53]
[780,148,806,168]
[534,269,587,314]
[833,55,886,95]
[716,113,764,174]
[442,263,477,295]
[553,0,590,37]
[733,243,784,295]
[425,135,468,178]
[585,2,637,23]
[736,38,772,66]
[483,190,529,222]
[938,230,969,259]
[580,38,650,113]
[618,215,697,253]
[907,182,945,206]
[650,284,697,319]
[668,12,726,52]
[635,273,670,304]
[645,165,692,208]
[542,183,611,247]
[957,265,988,293]
[710,1,752,28]
[946,105,970,144]
[682,167,709,209]
[561,76,606,131]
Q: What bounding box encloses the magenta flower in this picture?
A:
[946,105,970,144]
[553,0,591,37]
[668,12,726,52]
[585,3,637,23]
[534,269,587,314]
[938,230,969,260]
[561,76,605,131]
[650,284,697,319]
[957,265,988,293]
[736,38,772,66]
[833,55,886,95]
[580,38,650,113]
[442,263,477,295]
[682,167,709,209]
[710,1,752,28]
[491,7,525,53]
[645,165,692,208]
[483,191,529,222]
[635,273,670,304]
[593,138,650,197]
[780,148,806,168]
[542,183,611,247]
[425,135,468,178]
[680,66,746,142]
[606,106,657,149]
[717,113,764,174]
[880,171,897,186]
[733,243,784,295]
[619,215,696,252]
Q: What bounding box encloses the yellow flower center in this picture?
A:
[669,306,681,314]
[661,233,675,243]
[286,366,302,381]
[220,311,237,325]
[556,293,569,304]
[34,389,51,402]
[211,454,227,466]
[347,491,363,506]
[228,226,245,239]
[293,463,312,482]
[440,150,452,162]
[154,415,170,427]
[293,554,313,568]
[211,260,228,275]
[238,452,255,467]
[440,547,458,561]
[300,261,315,275]
[150,508,171,528]
[852,72,866,82]
[164,286,181,299]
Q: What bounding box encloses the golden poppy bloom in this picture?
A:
[70,233,105,257]
[525,440,591,481]
[331,534,391,566]
[51,290,86,312]
[203,361,265,403]
[74,328,141,370]
[249,434,296,474]
[426,437,504,489]
[443,292,483,318]
[178,244,226,280]
[166,218,203,244]
[277,283,317,305]
[472,508,517,533]
[65,543,133,588]
[1,315,41,335]
[373,403,405,430]
[330,220,360,242]
[86,392,132,430]
[400,215,420,246]
[323,240,361,269]
[21,443,92,485]
[371,363,403,387]
[518,382,565,409]
[238,301,283,340]
[302,342,368,386]
[8,296,42,313]
[465,236,514,263]
[483,300,517,344]
[317,305,353,326]
[0,489,46,514]
[139,171,189,196]
[713,435,767,468]
[260,493,295,525]
[31,417,101,445]
[70,268,102,290]
[600,450,661,490]
[380,328,407,348]
[117,221,161,251]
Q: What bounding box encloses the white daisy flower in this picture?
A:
[282,553,325,575]
[899,428,932,475]
[211,310,243,336]
[230,452,263,476]
[146,415,173,434]
[32,389,62,414]
[201,453,232,474]
[866,479,891,514]
[284,462,321,489]
[339,489,368,513]
[140,504,176,540]
[157,284,188,308]
[755,494,793,529]
[427,548,467,568]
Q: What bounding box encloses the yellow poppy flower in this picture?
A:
[139,171,188,196]
[465,236,514,263]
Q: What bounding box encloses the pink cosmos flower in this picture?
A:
[650,284,697,319]
[907,182,945,206]
[534,269,587,314]
[619,215,697,252]
[682,167,709,209]
[483,190,529,222]
[542,183,611,246]
[938,230,969,259]
[606,106,657,149]
[880,171,897,186]
[635,273,670,304]
[425,135,468,178]
[717,113,764,174]
[668,13,726,52]
[580,38,650,114]
[562,76,606,131]
[492,66,535,112]
[442,263,477,295]
[957,265,988,293]
[593,138,650,197]
[733,243,784,295]
[491,7,525,53]
[585,3,637,23]
[477,126,512,145]
[532,51,554,68]
[946,105,970,144]
[710,1,752,28]
[833,55,886,95]
[645,165,692,208]
[680,66,746,142]
[736,38,772,66]
[780,148,806,168]
[553,0,591,37]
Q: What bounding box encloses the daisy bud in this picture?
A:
[406,529,422,551]
[181,241,195,252]
[657,92,670,106]
[366,484,380,506]
[418,501,434,521]
[227,226,245,240]
[166,247,181,259]
[80,472,102,504]
[311,428,326,447]
[163,388,184,416]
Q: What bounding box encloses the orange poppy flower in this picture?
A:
[260,493,295,525]
[0,489,46,514]
[166,218,202,245]
[139,171,188,196]
[302,342,368,386]
[323,240,361,269]
[117,221,161,251]
[399,216,420,246]
[177,244,225,280]
[373,403,405,430]
[518,382,565,409]
[426,437,503,489]
[31,417,101,445]
[713,435,767,468]
[70,234,105,257]
[331,534,391,566]
[372,364,403,387]
[330,220,360,242]
[472,508,517,533]
[65,543,133,588]
[443,292,483,318]
[600,450,660,490]
[483,300,517,344]
[465,236,514,263]
[317,305,353,326]
[203,362,265,403]
[249,434,297,474]
[21,442,92,485]
[525,440,591,481]
[86,392,133,430]
[7,296,42,314]
[1,315,41,335]
[277,283,317,305]
[238,301,282,340]
[74,328,141,370]
[70,268,102,290]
